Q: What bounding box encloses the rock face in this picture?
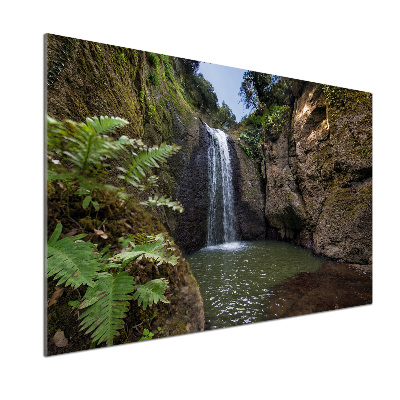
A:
[231,138,266,241]
[262,83,372,264]
[171,122,211,253]
[171,122,266,253]
[45,34,207,346]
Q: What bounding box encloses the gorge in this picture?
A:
[46,34,372,353]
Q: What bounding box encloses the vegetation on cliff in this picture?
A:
[236,71,300,159]
[45,33,373,357]
[235,68,372,264]
[46,114,192,353]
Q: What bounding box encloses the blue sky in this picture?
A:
[198,62,250,122]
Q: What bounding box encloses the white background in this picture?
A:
[1,1,399,399]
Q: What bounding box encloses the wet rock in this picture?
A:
[265,261,372,319]
[172,123,211,253]
[231,137,266,240]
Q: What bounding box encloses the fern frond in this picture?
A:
[47,223,101,288]
[140,195,184,213]
[113,239,179,267]
[120,143,181,189]
[64,125,121,174]
[47,116,127,175]
[47,116,66,156]
[47,170,76,184]
[85,116,129,135]
[79,271,134,346]
[133,278,169,310]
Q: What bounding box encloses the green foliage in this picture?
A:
[264,104,290,139]
[133,278,169,310]
[86,115,128,135]
[239,71,296,110]
[140,194,184,213]
[181,58,200,75]
[68,300,80,309]
[120,53,126,63]
[47,114,185,349]
[238,103,290,159]
[118,234,137,249]
[238,112,264,159]
[182,73,219,114]
[48,115,183,212]
[79,271,135,346]
[148,52,159,70]
[47,223,173,346]
[147,72,159,86]
[118,141,181,190]
[47,115,127,175]
[118,232,168,249]
[148,104,156,118]
[47,223,101,289]
[139,329,154,341]
[213,101,237,130]
[139,90,145,105]
[239,71,278,109]
[239,130,262,159]
[82,195,99,211]
[113,238,179,268]
[323,85,348,108]
[160,54,173,81]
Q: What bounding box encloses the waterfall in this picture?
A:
[206,124,236,245]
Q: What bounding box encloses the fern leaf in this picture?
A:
[79,271,134,346]
[48,221,62,246]
[113,239,179,267]
[141,195,184,213]
[48,116,126,175]
[85,116,129,135]
[47,223,101,288]
[133,278,169,310]
[121,143,181,189]
[47,170,76,184]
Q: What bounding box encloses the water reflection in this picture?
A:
[187,240,325,329]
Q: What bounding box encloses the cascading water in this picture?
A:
[206,124,236,245]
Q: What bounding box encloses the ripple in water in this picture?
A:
[187,240,325,329]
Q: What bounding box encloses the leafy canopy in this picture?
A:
[213,101,237,130]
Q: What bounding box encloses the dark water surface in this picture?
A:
[186,240,325,329]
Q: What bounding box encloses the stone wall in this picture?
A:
[262,82,372,264]
[231,137,266,241]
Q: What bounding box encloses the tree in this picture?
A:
[213,101,237,130]
[181,58,200,75]
[239,71,298,109]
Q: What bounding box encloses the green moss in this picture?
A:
[46,34,210,353]
[323,85,348,109]
[148,52,160,70]
[324,182,372,222]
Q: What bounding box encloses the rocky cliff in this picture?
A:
[231,137,266,241]
[262,82,372,264]
[171,122,266,252]
[46,34,206,341]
